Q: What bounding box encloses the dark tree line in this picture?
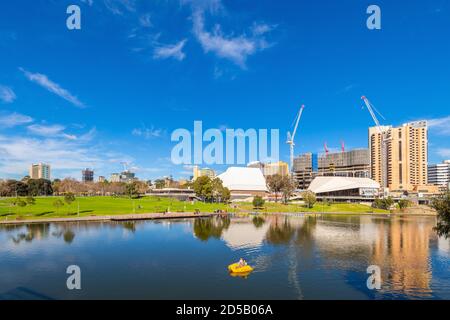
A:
[0,179,53,197]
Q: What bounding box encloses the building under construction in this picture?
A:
[293,149,370,190]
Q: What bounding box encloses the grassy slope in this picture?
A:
[0,196,387,221]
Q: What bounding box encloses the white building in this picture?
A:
[218,167,268,200]
[308,176,380,198]
[428,161,450,187]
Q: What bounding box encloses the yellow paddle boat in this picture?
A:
[228,262,254,274]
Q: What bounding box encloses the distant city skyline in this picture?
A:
[1,1,449,180]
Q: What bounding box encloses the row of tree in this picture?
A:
[0,178,151,197]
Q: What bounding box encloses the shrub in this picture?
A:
[253,196,265,209]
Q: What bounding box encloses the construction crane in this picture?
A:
[287,105,305,173]
[361,96,388,189]
[120,162,130,172]
[341,140,345,153]
[324,142,329,156]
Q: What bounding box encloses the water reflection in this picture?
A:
[193,216,230,241]
[0,215,449,299]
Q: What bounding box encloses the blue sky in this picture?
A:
[0,0,449,181]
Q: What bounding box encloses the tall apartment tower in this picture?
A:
[82,168,94,183]
[369,121,428,192]
[29,163,51,180]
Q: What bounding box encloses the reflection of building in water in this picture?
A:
[221,221,270,250]
[438,236,450,254]
[371,217,433,296]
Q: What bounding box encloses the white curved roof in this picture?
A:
[218,167,268,192]
[308,176,380,194]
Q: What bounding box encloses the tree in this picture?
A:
[26,196,36,205]
[16,199,27,214]
[281,178,295,204]
[398,199,411,211]
[253,196,265,209]
[64,193,76,206]
[193,176,229,203]
[302,191,317,209]
[126,182,138,199]
[431,192,450,238]
[53,199,64,214]
[154,179,166,189]
[372,197,394,210]
[266,174,285,202]
[27,179,53,196]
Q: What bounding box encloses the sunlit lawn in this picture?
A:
[0,196,387,221]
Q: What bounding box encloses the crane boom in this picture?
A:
[287,105,305,173]
[361,96,388,189]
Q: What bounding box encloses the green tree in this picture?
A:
[253,196,265,209]
[26,196,36,205]
[27,179,53,196]
[154,179,166,189]
[398,199,411,210]
[126,183,138,199]
[53,199,64,214]
[431,192,450,238]
[16,199,27,214]
[302,191,317,209]
[64,193,76,205]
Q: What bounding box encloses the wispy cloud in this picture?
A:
[192,11,274,68]
[428,115,450,136]
[139,13,152,27]
[19,68,85,108]
[153,39,188,61]
[437,148,450,158]
[103,0,136,15]
[0,85,16,104]
[132,125,166,139]
[0,111,33,128]
[27,124,79,140]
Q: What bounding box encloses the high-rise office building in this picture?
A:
[293,150,370,190]
[428,160,450,187]
[82,168,94,183]
[29,163,51,180]
[369,121,429,192]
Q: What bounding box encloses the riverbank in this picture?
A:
[0,212,217,225]
[0,195,393,223]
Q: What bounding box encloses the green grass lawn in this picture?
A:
[0,196,387,221]
[238,202,388,214]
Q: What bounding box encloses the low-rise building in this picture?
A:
[428,160,450,188]
[308,176,380,200]
[218,167,268,200]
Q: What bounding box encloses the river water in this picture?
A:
[0,214,449,300]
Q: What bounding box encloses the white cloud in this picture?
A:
[153,39,188,61]
[27,124,66,136]
[19,68,85,108]
[0,85,16,104]
[192,11,273,68]
[428,116,450,136]
[437,148,450,158]
[139,13,152,27]
[0,111,33,128]
[103,0,136,15]
[0,132,132,179]
[132,126,166,139]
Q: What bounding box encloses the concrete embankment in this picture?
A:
[0,212,216,225]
